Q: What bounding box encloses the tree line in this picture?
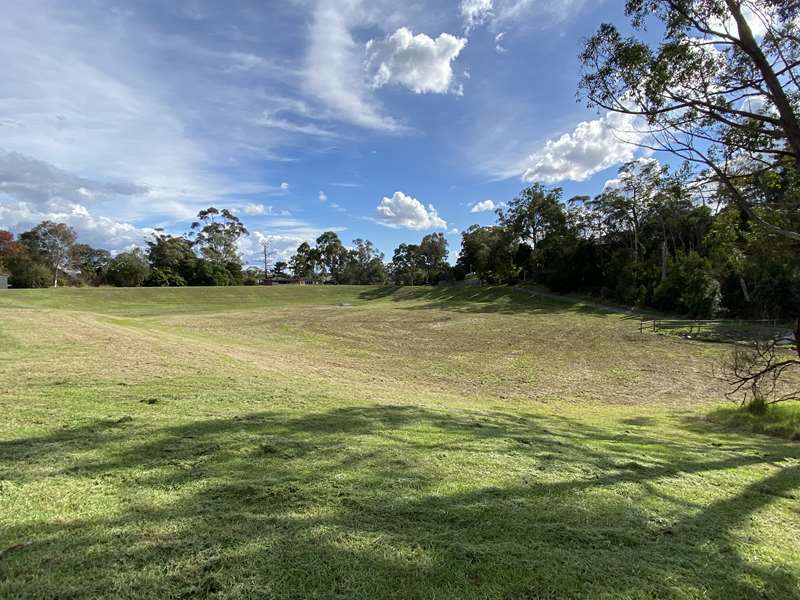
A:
[0,208,256,288]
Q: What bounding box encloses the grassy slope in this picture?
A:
[0,286,798,599]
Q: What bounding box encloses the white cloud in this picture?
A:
[365,28,467,95]
[0,2,307,229]
[319,190,328,202]
[375,191,447,230]
[304,0,402,132]
[280,182,290,192]
[470,199,498,213]
[518,112,645,183]
[0,197,151,251]
[242,203,273,216]
[461,0,493,32]
[0,150,156,250]
[494,31,508,53]
[462,0,590,31]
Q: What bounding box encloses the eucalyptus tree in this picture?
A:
[19,221,77,287]
[580,0,800,241]
[190,207,249,265]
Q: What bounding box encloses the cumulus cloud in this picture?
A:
[280,182,290,192]
[365,28,467,95]
[319,191,328,202]
[469,199,498,213]
[374,191,447,230]
[518,112,645,183]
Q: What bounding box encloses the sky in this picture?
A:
[0,0,654,264]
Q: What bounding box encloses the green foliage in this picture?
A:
[6,255,52,288]
[653,252,721,317]
[190,207,248,267]
[457,225,515,284]
[146,267,187,288]
[106,249,151,287]
[289,242,316,279]
[18,221,77,287]
[145,231,197,286]
[70,244,111,286]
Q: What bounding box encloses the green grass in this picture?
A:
[709,403,800,440]
[1,285,799,599]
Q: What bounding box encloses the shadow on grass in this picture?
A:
[359,285,615,318]
[2,406,800,598]
[684,404,800,441]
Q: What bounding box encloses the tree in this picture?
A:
[18,221,77,287]
[70,244,111,286]
[579,0,800,241]
[342,239,386,284]
[457,225,516,284]
[289,242,316,279]
[0,230,22,272]
[315,231,347,282]
[273,261,288,278]
[105,249,150,287]
[390,243,422,286]
[418,233,449,284]
[190,207,249,265]
[498,184,568,251]
[145,230,196,286]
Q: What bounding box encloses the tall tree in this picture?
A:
[418,233,449,284]
[315,231,347,282]
[346,239,387,284]
[390,243,422,286]
[289,242,316,279]
[70,244,112,286]
[190,208,249,265]
[579,0,800,241]
[19,221,77,287]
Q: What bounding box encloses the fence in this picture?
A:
[639,318,791,343]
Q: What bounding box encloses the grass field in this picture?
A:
[1,286,798,599]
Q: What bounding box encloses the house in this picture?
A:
[0,273,8,289]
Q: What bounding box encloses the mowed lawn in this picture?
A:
[0,286,798,599]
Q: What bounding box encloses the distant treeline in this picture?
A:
[1,156,797,321]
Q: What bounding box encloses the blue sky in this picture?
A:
[0,0,653,263]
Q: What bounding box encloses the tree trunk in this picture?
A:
[726,0,800,168]
[738,276,751,303]
[661,240,668,282]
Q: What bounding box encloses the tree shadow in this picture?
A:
[358,286,614,318]
[2,405,799,598]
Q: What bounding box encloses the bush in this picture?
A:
[8,257,52,288]
[146,268,186,287]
